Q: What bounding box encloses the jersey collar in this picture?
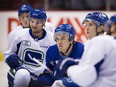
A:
[29,29,46,41]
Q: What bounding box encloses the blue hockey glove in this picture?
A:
[6,54,21,68]
[54,57,77,79]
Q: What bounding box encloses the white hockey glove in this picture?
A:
[51,80,66,87]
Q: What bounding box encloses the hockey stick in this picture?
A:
[28,53,53,73]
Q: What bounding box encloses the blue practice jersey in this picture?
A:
[46,42,84,71]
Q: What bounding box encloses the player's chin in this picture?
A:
[32,28,37,30]
[59,50,66,54]
[87,34,92,39]
[23,24,29,27]
[58,47,63,51]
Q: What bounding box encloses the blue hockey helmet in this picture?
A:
[105,15,116,26]
[18,4,33,15]
[104,15,116,32]
[54,24,75,40]
[83,12,109,27]
[29,8,47,21]
[110,15,116,23]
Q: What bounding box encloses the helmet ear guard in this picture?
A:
[68,34,75,42]
[42,20,46,26]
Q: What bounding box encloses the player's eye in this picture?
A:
[36,21,41,24]
[89,23,93,26]
[21,16,24,19]
[61,36,66,40]
[26,15,29,18]
[55,37,59,42]
[84,22,94,28]
[30,20,34,23]
[36,20,43,24]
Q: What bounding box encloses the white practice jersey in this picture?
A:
[67,35,116,87]
[4,29,55,76]
[45,22,55,33]
[8,25,29,44]
[8,22,54,41]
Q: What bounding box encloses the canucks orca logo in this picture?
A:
[22,48,45,66]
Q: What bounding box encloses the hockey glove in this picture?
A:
[54,57,77,79]
[52,77,78,87]
[6,54,21,68]
[51,79,65,87]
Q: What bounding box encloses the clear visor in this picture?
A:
[54,31,70,40]
[82,18,101,27]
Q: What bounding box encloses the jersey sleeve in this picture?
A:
[81,37,106,65]
[45,22,55,33]
[4,33,20,61]
[67,37,106,86]
[7,26,23,45]
[46,47,54,71]
[46,45,59,72]
[67,64,97,86]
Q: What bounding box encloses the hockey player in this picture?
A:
[8,5,54,40]
[53,12,116,87]
[82,12,109,39]
[105,14,116,37]
[8,4,33,43]
[5,4,33,87]
[36,24,84,87]
[35,8,55,33]
[4,8,55,87]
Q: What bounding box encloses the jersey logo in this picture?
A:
[22,48,44,66]
[22,40,31,46]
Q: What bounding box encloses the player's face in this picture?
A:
[19,12,29,28]
[55,33,71,54]
[29,18,44,34]
[83,20,97,39]
[110,23,116,36]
